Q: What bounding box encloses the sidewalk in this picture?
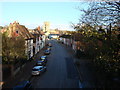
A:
[2,46,47,89]
[60,42,104,88]
[74,58,101,88]
[61,42,120,88]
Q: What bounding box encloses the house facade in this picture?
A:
[1,21,34,60]
[1,21,46,60]
[59,33,85,52]
[29,26,46,55]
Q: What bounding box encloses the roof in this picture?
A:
[32,34,40,38]
[40,30,45,35]
[8,22,34,39]
[33,66,43,69]
[41,56,47,58]
[49,34,59,36]
[33,29,41,34]
[4,22,44,40]
[30,28,45,39]
[20,25,34,39]
[60,34,71,38]
[37,61,44,63]
[45,50,49,51]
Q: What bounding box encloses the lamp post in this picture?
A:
[0,55,3,89]
[106,23,112,43]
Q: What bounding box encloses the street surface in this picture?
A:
[31,40,80,88]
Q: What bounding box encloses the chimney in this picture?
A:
[38,26,40,30]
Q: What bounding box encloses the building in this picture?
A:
[0,22,47,88]
[42,22,50,33]
[29,26,46,55]
[1,21,34,60]
[48,34,59,39]
[0,55,3,89]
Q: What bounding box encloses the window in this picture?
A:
[16,30,19,33]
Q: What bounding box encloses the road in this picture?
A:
[31,40,80,88]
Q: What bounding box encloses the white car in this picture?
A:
[32,66,46,76]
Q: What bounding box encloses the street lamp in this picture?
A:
[107,23,112,40]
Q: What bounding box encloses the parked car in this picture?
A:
[44,50,50,55]
[48,43,52,47]
[47,47,51,51]
[46,43,49,46]
[13,81,32,90]
[32,66,47,76]
[40,56,47,63]
[36,60,46,66]
[40,56,47,60]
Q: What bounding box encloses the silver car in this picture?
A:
[41,56,47,59]
[48,43,52,47]
[32,66,46,76]
[44,50,50,55]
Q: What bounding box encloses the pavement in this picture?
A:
[2,46,47,89]
[59,42,103,88]
[60,41,120,88]
[59,44,98,88]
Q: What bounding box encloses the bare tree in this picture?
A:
[78,1,120,27]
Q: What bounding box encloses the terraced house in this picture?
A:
[29,26,46,56]
[1,21,45,60]
[0,21,46,85]
[1,21,34,60]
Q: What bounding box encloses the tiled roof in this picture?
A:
[33,29,41,35]
[39,30,45,35]
[20,25,34,39]
[29,29,41,39]
[29,28,45,39]
[11,22,34,39]
[3,21,44,40]
[32,34,39,38]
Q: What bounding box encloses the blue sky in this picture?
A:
[1,1,89,30]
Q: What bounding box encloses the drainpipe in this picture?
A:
[0,55,3,89]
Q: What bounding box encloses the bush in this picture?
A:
[94,54,120,76]
[75,60,80,66]
[75,50,85,58]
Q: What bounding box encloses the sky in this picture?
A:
[0,1,89,31]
